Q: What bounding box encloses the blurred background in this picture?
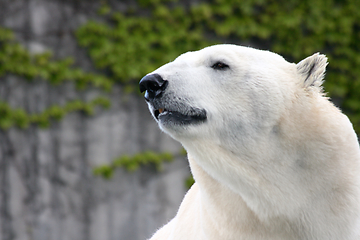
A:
[0,0,359,239]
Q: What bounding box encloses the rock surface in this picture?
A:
[0,1,189,239]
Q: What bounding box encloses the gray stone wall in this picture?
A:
[0,1,189,239]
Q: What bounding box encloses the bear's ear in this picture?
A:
[296,53,328,91]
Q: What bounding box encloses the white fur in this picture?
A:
[144,44,360,240]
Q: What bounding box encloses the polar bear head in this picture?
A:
[140,44,327,150]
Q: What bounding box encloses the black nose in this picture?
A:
[139,74,168,100]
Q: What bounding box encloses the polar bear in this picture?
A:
[139,44,360,240]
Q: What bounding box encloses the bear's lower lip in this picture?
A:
[154,109,207,125]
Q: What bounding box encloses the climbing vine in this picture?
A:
[0,97,110,129]
[76,4,210,93]
[93,151,175,179]
[0,29,113,90]
[0,27,113,131]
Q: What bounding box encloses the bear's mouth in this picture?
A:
[154,108,207,125]
[154,108,165,119]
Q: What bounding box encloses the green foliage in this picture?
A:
[93,148,189,180]
[0,35,113,91]
[75,4,210,85]
[0,26,114,130]
[0,97,111,129]
[93,151,174,179]
[0,27,14,41]
[185,175,195,189]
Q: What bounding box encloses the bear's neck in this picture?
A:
[187,154,300,238]
[183,137,295,220]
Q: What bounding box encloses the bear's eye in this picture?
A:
[211,61,229,70]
